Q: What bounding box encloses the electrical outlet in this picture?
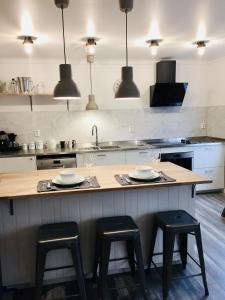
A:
[200,122,206,129]
[33,130,41,137]
[128,124,135,133]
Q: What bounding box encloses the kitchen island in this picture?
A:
[0,162,211,287]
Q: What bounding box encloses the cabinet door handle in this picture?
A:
[139,151,148,154]
[96,154,106,157]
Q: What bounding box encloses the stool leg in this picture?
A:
[133,236,149,300]
[194,226,209,296]
[99,239,111,300]
[93,234,100,282]
[0,259,3,300]
[147,222,158,271]
[178,233,188,269]
[71,241,87,300]
[126,240,136,275]
[162,230,175,300]
[35,244,46,300]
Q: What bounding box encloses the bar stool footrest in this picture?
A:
[44,264,75,272]
[150,250,204,283]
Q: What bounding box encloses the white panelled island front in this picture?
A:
[0,162,211,287]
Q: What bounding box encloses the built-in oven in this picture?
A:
[160,151,195,196]
[37,154,77,170]
[160,151,194,171]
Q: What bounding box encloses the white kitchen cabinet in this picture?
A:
[193,145,225,168]
[76,151,125,167]
[0,156,37,172]
[125,149,160,164]
[160,145,225,191]
[194,167,224,191]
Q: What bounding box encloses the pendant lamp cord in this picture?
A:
[61,7,67,64]
[89,62,93,95]
[125,10,128,66]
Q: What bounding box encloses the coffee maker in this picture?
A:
[0,131,20,152]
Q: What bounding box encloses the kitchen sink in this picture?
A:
[99,145,120,150]
[121,140,147,147]
[77,146,99,151]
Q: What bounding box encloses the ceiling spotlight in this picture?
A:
[146,39,163,56]
[193,40,209,56]
[17,35,37,54]
[85,38,97,55]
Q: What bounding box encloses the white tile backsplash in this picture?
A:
[207,106,225,139]
[0,107,207,144]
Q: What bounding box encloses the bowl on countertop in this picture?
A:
[53,170,85,186]
[129,165,160,180]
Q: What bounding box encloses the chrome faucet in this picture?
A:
[92,124,99,147]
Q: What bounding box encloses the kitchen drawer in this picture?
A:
[0,156,37,172]
[125,149,160,164]
[76,151,125,167]
[194,167,224,191]
[193,145,224,168]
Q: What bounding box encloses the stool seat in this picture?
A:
[155,210,199,228]
[38,222,78,244]
[97,216,139,236]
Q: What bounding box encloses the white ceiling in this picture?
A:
[1,0,225,61]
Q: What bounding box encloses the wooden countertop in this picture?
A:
[0,162,211,199]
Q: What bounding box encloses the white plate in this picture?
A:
[128,170,160,180]
[52,175,85,186]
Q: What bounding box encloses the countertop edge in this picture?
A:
[0,179,213,200]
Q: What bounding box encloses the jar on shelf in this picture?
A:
[9,78,19,94]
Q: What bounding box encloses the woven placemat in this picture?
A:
[115,171,176,186]
[37,176,100,192]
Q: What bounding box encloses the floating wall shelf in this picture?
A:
[0,93,53,111]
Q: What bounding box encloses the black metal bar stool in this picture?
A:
[147,210,209,300]
[93,215,149,300]
[35,222,87,300]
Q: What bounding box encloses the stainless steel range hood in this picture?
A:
[150,60,188,107]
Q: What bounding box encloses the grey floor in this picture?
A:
[2,192,225,300]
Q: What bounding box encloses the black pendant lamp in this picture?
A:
[115,0,140,100]
[54,0,81,100]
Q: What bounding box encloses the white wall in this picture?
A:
[0,59,209,143]
[0,59,209,110]
[208,56,225,107]
[206,56,225,138]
